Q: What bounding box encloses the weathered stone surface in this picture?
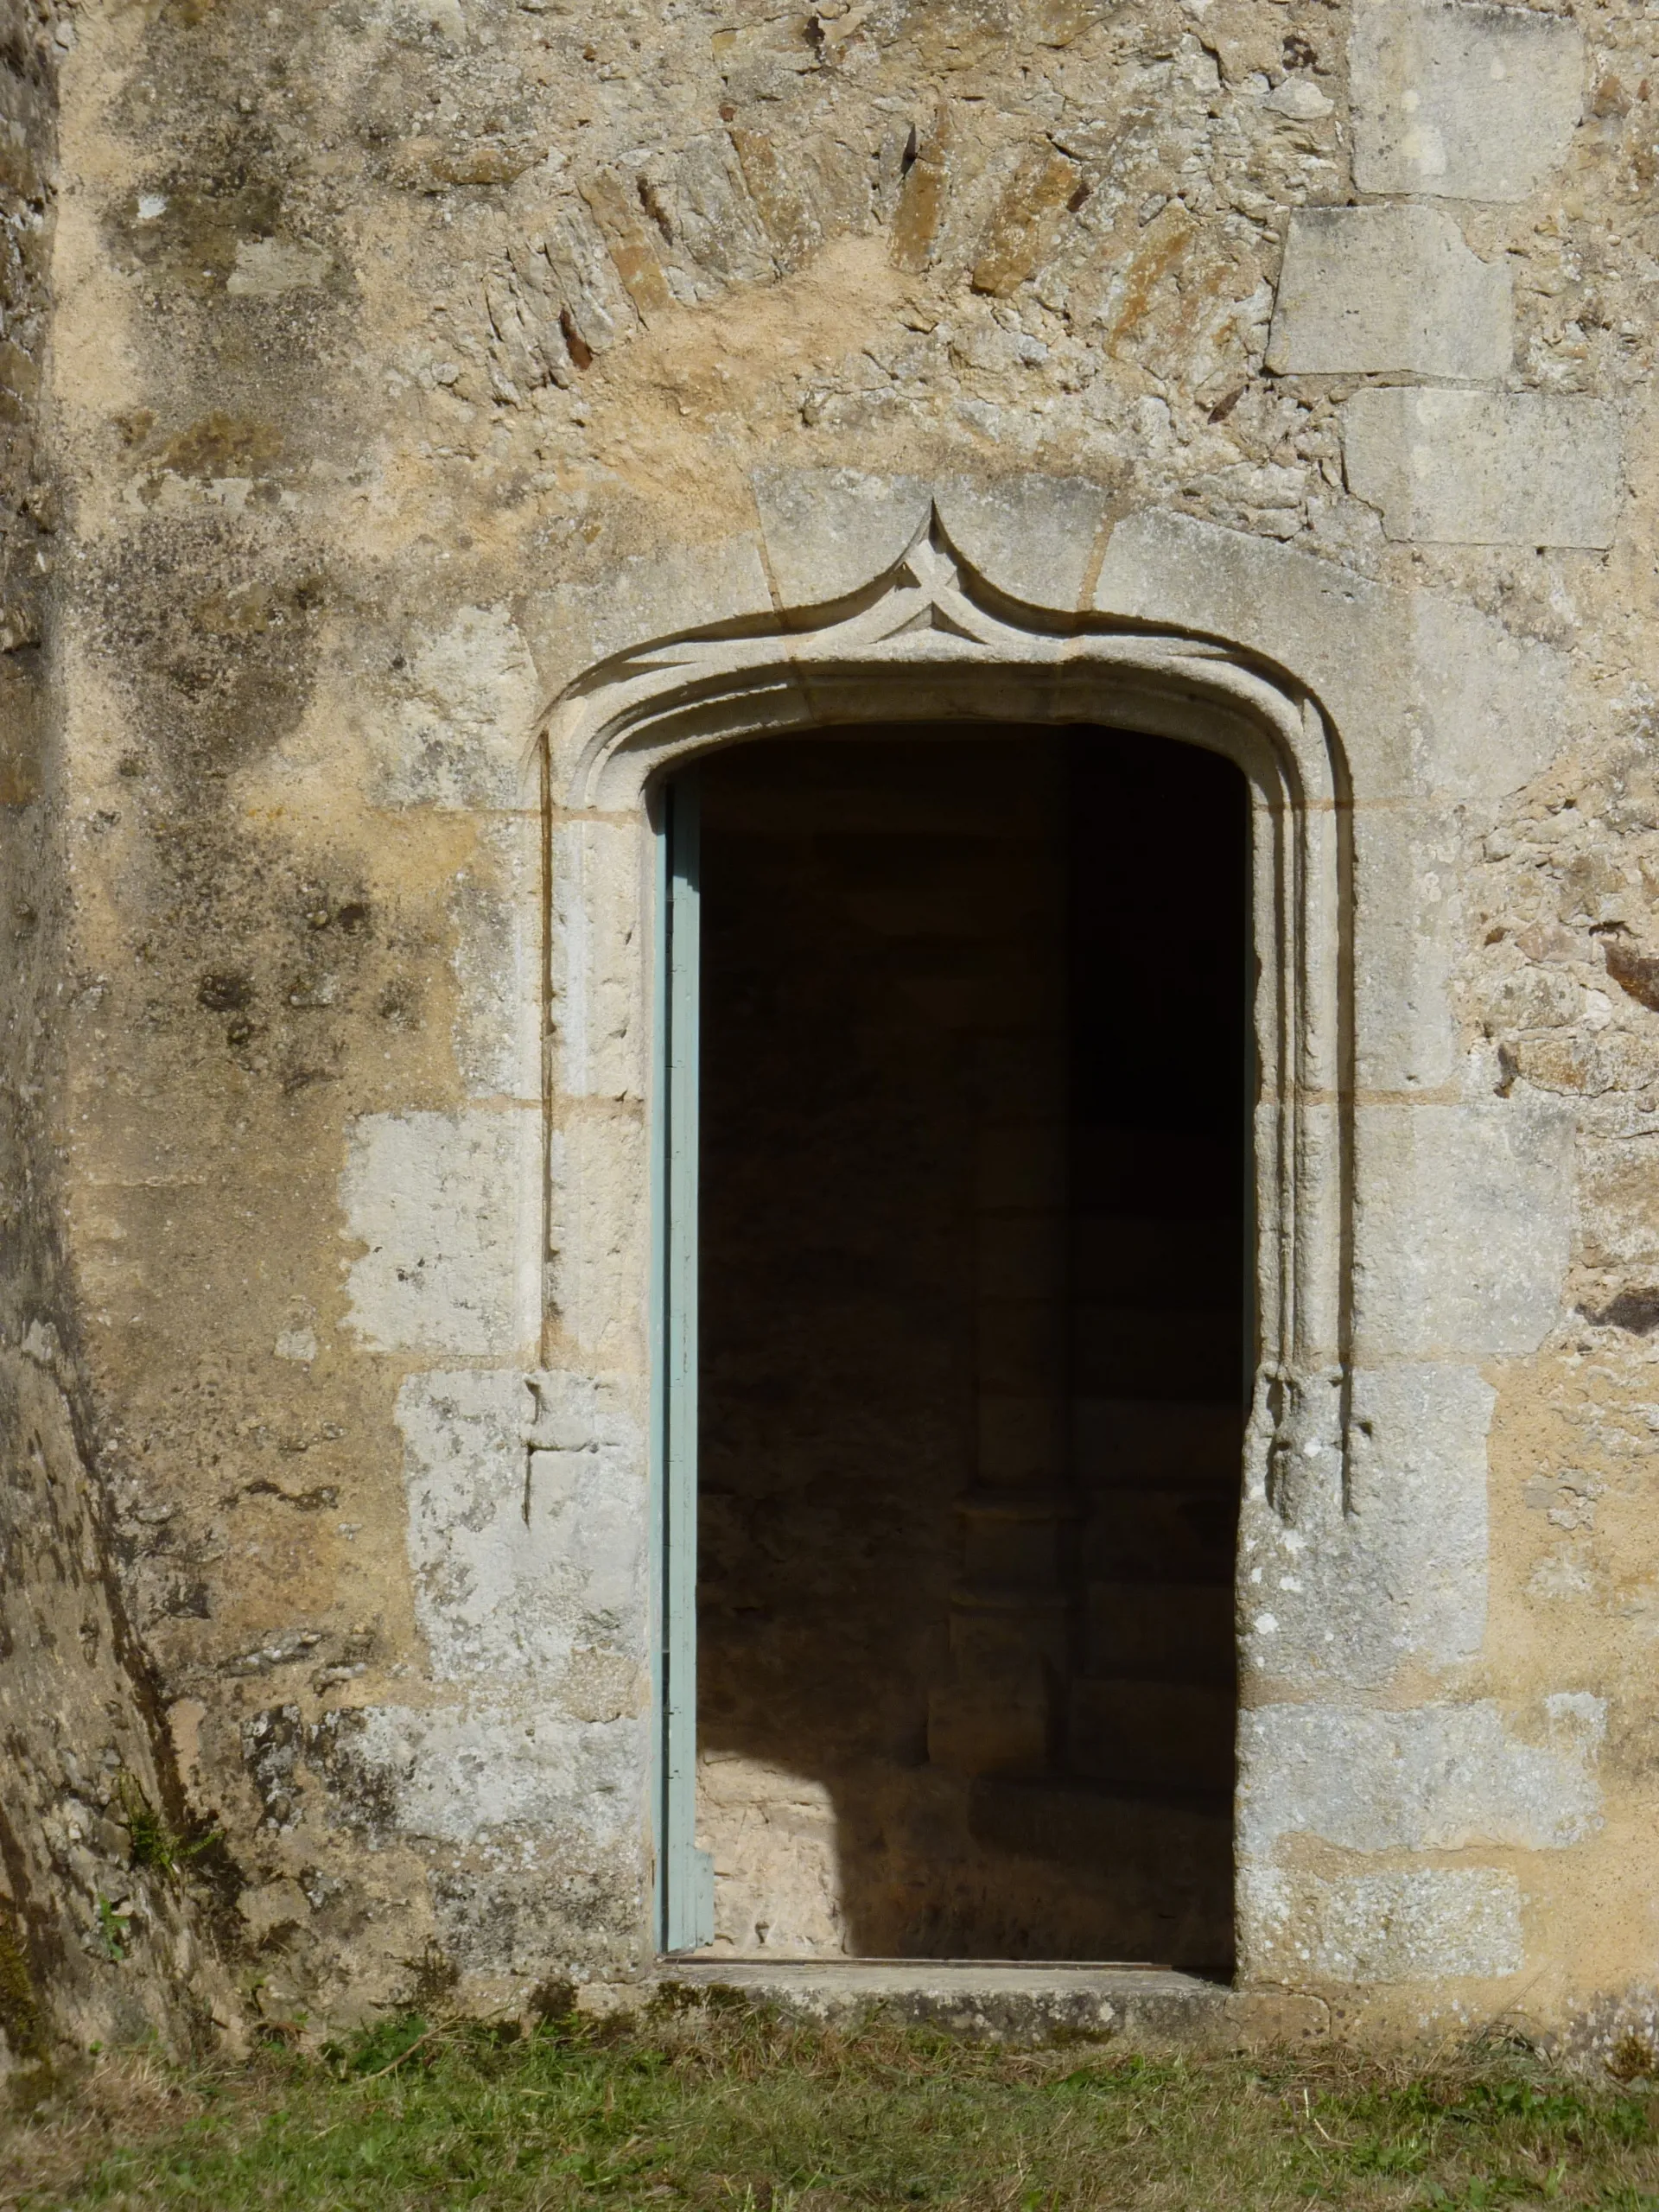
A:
[1352,1096,1574,1360]
[1266,206,1511,379]
[371,604,544,811]
[970,149,1084,299]
[752,467,931,608]
[1092,511,1573,801]
[1243,1866,1524,1982]
[9,0,1659,2059]
[340,1110,542,1356]
[1350,0,1586,200]
[328,1699,642,1847]
[1239,1700,1603,1858]
[1241,1363,1495,1689]
[934,474,1109,610]
[397,1368,645,1686]
[523,539,775,696]
[548,819,649,1102]
[1343,388,1623,547]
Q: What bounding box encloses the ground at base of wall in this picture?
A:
[6,2005,1659,2211]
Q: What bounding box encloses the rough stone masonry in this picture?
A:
[2,0,1659,2070]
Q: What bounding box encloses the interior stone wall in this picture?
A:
[10,0,1659,2062]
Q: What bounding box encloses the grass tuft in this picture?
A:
[4,1999,1659,2209]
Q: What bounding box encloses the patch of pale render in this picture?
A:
[1267,207,1512,381]
[334,1699,643,1848]
[1342,390,1624,550]
[225,237,333,296]
[1243,1866,1525,1984]
[396,1366,646,1682]
[372,604,543,811]
[1349,0,1586,201]
[1238,1700,1604,1859]
[340,1109,542,1356]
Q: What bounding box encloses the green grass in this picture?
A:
[5,1995,1659,2211]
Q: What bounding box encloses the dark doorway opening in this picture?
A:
[692,725,1249,1970]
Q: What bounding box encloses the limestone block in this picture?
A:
[1351,1095,1573,1360]
[1343,388,1622,547]
[934,474,1109,611]
[523,535,774,702]
[340,1109,542,1357]
[1350,0,1586,200]
[547,1110,649,1366]
[1406,594,1568,799]
[1239,1700,1602,1859]
[1092,511,1570,803]
[751,467,931,608]
[525,1366,651,1621]
[1342,1362,1493,1664]
[450,817,541,1103]
[372,604,543,811]
[1243,1865,1522,1982]
[1266,206,1511,379]
[397,1368,646,1683]
[550,818,648,1102]
[1240,1362,1492,1688]
[330,1698,642,1847]
[1353,805,1461,1092]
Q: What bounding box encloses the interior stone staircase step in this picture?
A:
[955,1488,1078,1584]
[1071,1212,1244,1304]
[1083,1579,1236,1682]
[1072,1304,1246,1401]
[1072,1395,1247,1484]
[1078,1490,1238,1583]
[1068,1676,1237,1789]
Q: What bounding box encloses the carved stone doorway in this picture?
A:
[676,723,1249,1969]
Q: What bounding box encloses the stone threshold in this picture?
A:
[654,1956,1329,2049]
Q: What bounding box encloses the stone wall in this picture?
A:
[0,0,238,2079]
[5,0,1658,2061]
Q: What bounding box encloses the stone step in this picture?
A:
[957,1489,1077,1586]
[1072,1303,1246,1402]
[1069,1676,1236,1790]
[1070,1212,1244,1305]
[927,1658,1056,1776]
[1077,1491,1237,1584]
[654,1956,1326,2050]
[947,1582,1071,1669]
[1083,1580,1236,1684]
[1071,1127,1243,1217]
[1072,1396,1246,1485]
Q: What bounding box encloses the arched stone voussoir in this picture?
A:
[750,467,932,613]
[751,467,1113,620]
[1094,509,1577,805]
